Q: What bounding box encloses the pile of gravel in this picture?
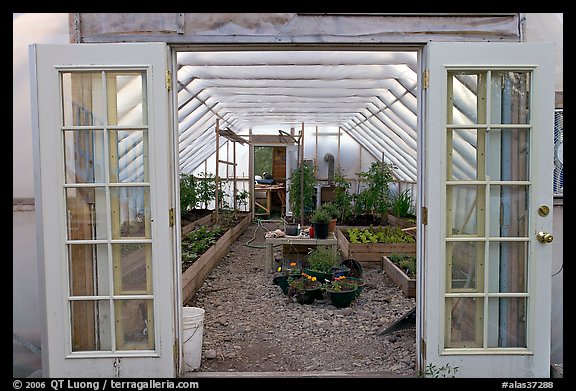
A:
[189,222,417,375]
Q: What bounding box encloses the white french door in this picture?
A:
[420,42,555,377]
[30,43,179,377]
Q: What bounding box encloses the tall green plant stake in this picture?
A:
[288,163,317,222]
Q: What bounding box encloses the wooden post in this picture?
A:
[337,126,341,170]
[300,122,305,226]
[315,125,318,168]
[248,128,254,220]
[215,119,220,223]
[233,140,237,212]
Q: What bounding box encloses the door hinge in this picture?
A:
[166,70,172,91]
[169,207,175,227]
[173,339,180,373]
[422,69,429,89]
[420,337,426,358]
[421,206,428,225]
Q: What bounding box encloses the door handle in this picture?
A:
[536,231,554,243]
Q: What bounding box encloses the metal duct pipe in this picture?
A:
[324,153,335,184]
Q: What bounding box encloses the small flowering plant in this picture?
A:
[323,276,357,292]
[277,260,302,276]
[288,273,321,297]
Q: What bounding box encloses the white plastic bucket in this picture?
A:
[182,306,205,371]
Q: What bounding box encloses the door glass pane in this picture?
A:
[65,187,107,240]
[447,241,484,292]
[71,300,112,352]
[446,297,483,348]
[486,128,530,181]
[488,242,528,293]
[113,243,152,295]
[106,72,147,126]
[68,244,110,296]
[447,185,484,236]
[448,72,482,125]
[110,187,150,239]
[64,129,106,184]
[448,128,479,181]
[115,300,155,350]
[61,72,105,126]
[489,185,529,237]
[487,298,527,348]
[109,129,149,183]
[490,71,530,125]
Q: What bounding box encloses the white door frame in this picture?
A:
[30,42,179,377]
[419,42,555,378]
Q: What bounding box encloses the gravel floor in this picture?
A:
[187,221,417,375]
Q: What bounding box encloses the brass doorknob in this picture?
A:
[536,231,554,243]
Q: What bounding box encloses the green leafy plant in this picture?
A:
[181,225,224,270]
[389,188,415,218]
[180,173,199,216]
[236,189,250,211]
[320,202,339,220]
[422,363,459,378]
[346,226,415,244]
[310,208,331,224]
[333,168,354,222]
[389,254,416,278]
[306,245,338,273]
[288,162,317,220]
[196,172,217,210]
[355,161,394,221]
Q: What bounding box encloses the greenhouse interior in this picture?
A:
[13,13,563,379]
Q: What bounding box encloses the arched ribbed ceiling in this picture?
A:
[176,50,420,181]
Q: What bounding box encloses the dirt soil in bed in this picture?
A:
[187,221,417,376]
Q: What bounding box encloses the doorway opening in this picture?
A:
[174,46,421,375]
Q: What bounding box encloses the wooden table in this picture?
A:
[255,184,286,218]
[264,234,338,273]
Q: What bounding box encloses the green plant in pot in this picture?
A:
[323,276,358,308]
[310,208,331,239]
[288,273,322,304]
[304,245,338,283]
[272,261,303,295]
[321,202,339,233]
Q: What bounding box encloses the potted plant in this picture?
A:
[288,273,322,304]
[310,208,331,239]
[323,276,357,308]
[321,202,339,233]
[344,276,366,299]
[272,261,303,295]
[304,245,338,283]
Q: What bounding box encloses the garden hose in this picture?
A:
[244,218,272,248]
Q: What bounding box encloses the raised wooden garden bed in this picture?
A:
[382,255,416,298]
[182,213,252,304]
[181,211,214,235]
[386,213,416,229]
[335,226,416,266]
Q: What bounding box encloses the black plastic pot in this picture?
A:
[313,222,329,239]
